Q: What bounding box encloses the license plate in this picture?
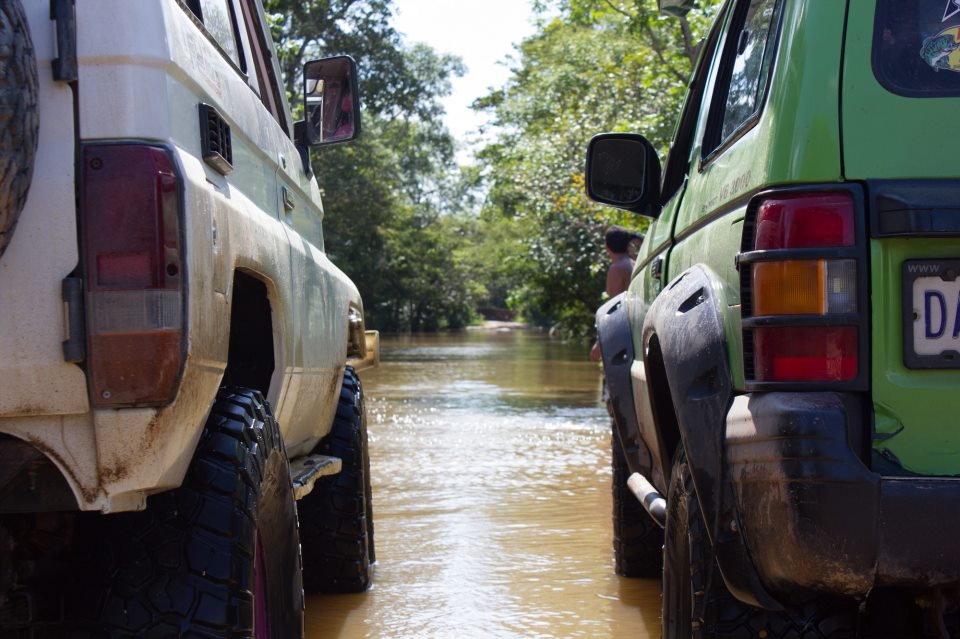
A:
[904,260,960,369]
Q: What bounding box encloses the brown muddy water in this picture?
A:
[304,328,662,639]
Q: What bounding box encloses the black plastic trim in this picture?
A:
[728,391,960,596]
[738,246,860,264]
[742,313,860,328]
[596,294,656,480]
[868,179,960,237]
[199,103,233,175]
[585,133,662,217]
[641,265,782,610]
[50,0,77,82]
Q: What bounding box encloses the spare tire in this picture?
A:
[0,0,38,259]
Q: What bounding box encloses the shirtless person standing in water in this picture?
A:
[590,225,641,363]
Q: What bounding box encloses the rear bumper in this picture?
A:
[726,392,960,599]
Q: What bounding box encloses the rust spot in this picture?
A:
[145,412,163,445]
[98,461,131,486]
[9,405,47,416]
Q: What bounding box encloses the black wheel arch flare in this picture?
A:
[641,264,783,611]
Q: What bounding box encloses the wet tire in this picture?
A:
[662,450,858,639]
[0,0,39,259]
[611,422,663,578]
[299,366,375,593]
[69,388,304,638]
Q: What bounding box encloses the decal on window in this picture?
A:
[920,27,960,72]
[944,0,960,22]
[874,0,960,96]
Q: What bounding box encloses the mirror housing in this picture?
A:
[300,55,361,147]
[658,0,696,17]
[584,133,662,217]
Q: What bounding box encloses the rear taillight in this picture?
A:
[82,145,184,406]
[740,190,864,385]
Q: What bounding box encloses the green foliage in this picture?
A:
[474,0,722,337]
[265,0,723,336]
[267,0,474,331]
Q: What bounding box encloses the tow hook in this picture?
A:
[627,472,666,528]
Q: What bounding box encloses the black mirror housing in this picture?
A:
[300,55,361,147]
[585,133,662,217]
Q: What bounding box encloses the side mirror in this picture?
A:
[658,0,695,17]
[302,55,361,147]
[585,133,662,217]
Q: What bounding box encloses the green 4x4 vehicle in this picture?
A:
[588,0,960,637]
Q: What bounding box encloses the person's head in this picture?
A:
[604,225,641,255]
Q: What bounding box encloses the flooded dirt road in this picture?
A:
[305,329,662,638]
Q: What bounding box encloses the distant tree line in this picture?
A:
[266,0,721,336]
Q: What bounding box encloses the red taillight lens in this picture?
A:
[744,190,860,385]
[82,145,184,406]
[755,192,855,250]
[754,326,858,382]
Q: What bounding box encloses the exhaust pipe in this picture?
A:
[627,472,666,528]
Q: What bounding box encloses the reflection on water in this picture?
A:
[305,329,662,639]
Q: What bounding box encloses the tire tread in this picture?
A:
[299,367,375,594]
[0,0,38,259]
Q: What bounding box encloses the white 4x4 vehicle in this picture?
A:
[0,1,379,635]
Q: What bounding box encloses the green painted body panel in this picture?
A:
[871,238,960,475]
[843,1,960,180]
[841,2,960,472]
[655,0,848,390]
[628,188,682,358]
[675,0,847,238]
[669,215,747,389]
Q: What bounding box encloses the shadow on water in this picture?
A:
[305,329,663,639]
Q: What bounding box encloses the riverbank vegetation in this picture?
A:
[266,0,721,336]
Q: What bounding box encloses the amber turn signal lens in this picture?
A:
[752,260,824,315]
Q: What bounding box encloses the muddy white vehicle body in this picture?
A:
[0,0,377,634]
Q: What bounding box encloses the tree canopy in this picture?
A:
[265,0,722,336]
[474,0,722,336]
[266,0,474,331]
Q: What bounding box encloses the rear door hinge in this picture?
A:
[61,277,85,362]
[651,255,664,281]
[50,0,78,83]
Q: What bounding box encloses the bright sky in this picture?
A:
[391,0,541,160]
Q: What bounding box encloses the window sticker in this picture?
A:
[920,2,960,73]
[920,26,960,72]
[874,0,960,95]
[944,0,960,22]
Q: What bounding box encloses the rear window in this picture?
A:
[874,0,960,96]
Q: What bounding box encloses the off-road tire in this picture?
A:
[299,367,375,593]
[68,388,304,638]
[662,450,858,639]
[0,0,39,259]
[611,422,663,578]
